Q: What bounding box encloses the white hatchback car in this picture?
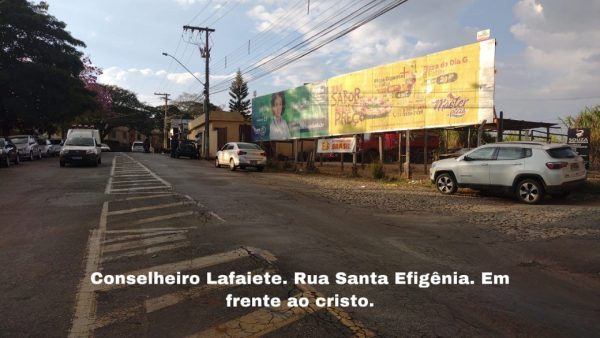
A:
[215,142,266,171]
[131,141,144,152]
[430,142,587,204]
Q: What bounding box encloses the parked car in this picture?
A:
[37,138,53,157]
[430,142,587,204]
[8,135,41,161]
[0,137,20,167]
[175,141,198,159]
[100,143,111,152]
[215,142,266,171]
[131,141,144,152]
[60,135,101,167]
[49,139,63,156]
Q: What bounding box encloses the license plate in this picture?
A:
[570,163,579,170]
[72,156,82,160]
[250,160,257,165]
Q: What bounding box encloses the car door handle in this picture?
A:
[480,163,488,166]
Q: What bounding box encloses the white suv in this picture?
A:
[430,142,587,204]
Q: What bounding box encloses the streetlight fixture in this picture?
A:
[161,52,204,86]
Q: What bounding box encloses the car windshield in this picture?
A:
[237,143,261,150]
[133,142,143,146]
[547,147,577,159]
[0,139,4,147]
[9,137,28,144]
[65,137,95,147]
[50,140,62,145]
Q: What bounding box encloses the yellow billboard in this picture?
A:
[328,40,495,135]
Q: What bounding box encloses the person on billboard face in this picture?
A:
[269,92,290,140]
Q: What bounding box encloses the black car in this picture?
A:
[175,141,199,159]
[0,137,20,167]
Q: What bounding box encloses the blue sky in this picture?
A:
[45,0,600,124]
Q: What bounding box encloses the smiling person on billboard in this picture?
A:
[269,92,291,140]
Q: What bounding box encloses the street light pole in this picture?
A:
[154,92,170,151]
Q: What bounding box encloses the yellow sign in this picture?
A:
[328,40,495,135]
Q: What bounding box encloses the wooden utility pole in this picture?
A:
[183,25,214,159]
[154,92,170,151]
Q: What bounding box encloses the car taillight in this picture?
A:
[259,152,266,156]
[546,162,568,169]
[238,150,247,155]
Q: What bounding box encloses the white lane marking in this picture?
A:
[208,211,226,223]
[98,248,250,291]
[103,233,188,253]
[112,174,153,178]
[103,230,187,244]
[110,186,170,192]
[129,211,195,225]
[104,156,117,194]
[121,153,172,188]
[101,241,190,263]
[93,271,261,329]
[105,226,197,234]
[186,291,320,338]
[107,202,192,216]
[111,179,160,184]
[118,193,176,201]
[68,202,108,338]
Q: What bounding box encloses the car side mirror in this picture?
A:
[463,155,472,161]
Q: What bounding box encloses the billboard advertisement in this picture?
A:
[567,128,591,169]
[251,81,329,141]
[316,137,356,153]
[252,40,495,141]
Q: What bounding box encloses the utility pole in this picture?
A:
[183,25,214,159]
[154,92,170,151]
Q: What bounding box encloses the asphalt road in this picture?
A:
[1,152,599,337]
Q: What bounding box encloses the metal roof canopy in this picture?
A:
[487,118,559,131]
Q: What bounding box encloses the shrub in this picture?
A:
[372,162,385,179]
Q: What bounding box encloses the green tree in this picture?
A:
[0,0,97,135]
[562,105,600,169]
[228,70,251,119]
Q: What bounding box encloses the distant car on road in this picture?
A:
[37,138,53,157]
[49,139,63,156]
[131,141,144,152]
[215,142,266,171]
[0,137,20,167]
[175,141,198,159]
[60,135,101,167]
[430,142,587,204]
[100,143,111,152]
[8,135,41,161]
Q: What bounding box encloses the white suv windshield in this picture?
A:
[65,137,95,147]
[10,137,28,144]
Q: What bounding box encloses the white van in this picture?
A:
[67,128,101,149]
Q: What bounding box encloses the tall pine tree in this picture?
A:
[228,70,251,120]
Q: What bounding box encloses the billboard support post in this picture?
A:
[352,134,358,177]
[403,130,411,179]
[424,129,428,174]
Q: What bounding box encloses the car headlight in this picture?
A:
[431,162,437,169]
[60,149,68,155]
[86,149,96,154]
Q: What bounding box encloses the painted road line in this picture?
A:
[112,174,154,178]
[129,211,194,225]
[102,233,188,253]
[110,186,171,192]
[121,193,176,201]
[122,153,172,188]
[208,211,226,223]
[106,226,197,234]
[104,156,117,194]
[92,270,267,330]
[297,284,376,337]
[186,291,320,338]
[103,230,188,244]
[111,179,161,184]
[68,202,108,338]
[98,248,250,291]
[101,241,191,263]
[107,202,193,216]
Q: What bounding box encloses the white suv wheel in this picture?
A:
[436,173,457,195]
[517,179,543,204]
